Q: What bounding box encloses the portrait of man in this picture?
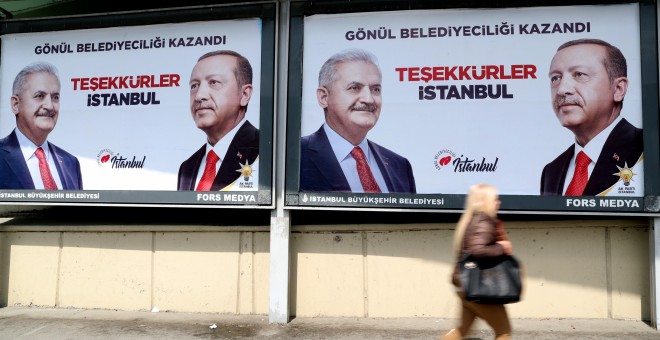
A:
[177,50,259,191]
[300,48,416,193]
[540,38,643,196]
[0,61,83,190]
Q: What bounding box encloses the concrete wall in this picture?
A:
[0,221,271,314]
[0,217,650,320]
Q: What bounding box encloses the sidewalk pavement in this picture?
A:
[0,306,658,339]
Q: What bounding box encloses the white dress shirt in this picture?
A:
[323,123,389,193]
[15,128,63,190]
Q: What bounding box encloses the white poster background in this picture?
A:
[0,18,262,191]
[301,4,643,195]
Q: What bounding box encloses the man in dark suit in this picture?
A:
[300,48,416,193]
[178,50,259,191]
[541,39,643,196]
[0,61,82,190]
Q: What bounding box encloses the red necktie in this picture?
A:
[35,147,57,190]
[565,151,591,196]
[196,150,220,191]
[351,146,381,193]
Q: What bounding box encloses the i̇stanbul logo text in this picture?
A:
[97,149,146,168]
[433,149,498,172]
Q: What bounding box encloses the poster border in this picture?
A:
[284,0,660,215]
[0,3,276,208]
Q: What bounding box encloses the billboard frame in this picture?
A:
[284,0,660,215]
[0,2,276,209]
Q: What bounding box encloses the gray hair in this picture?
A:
[197,50,253,89]
[318,49,381,88]
[557,38,627,83]
[12,61,60,96]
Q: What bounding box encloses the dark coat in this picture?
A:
[540,118,643,196]
[0,129,83,190]
[177,120,259,191]
[299,125,416,193]
[452,212,506,288]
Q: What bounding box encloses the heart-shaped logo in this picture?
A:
[438,156,451,166]
[96,149,115,166]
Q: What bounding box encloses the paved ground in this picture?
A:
[0,306,658,339]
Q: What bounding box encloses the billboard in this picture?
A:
[285,2,659,213]
[0,4,275,207]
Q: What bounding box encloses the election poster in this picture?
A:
[0,15,273,207]
[293,3,646,212]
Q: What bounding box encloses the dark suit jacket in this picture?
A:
[540,118,643,196]
[300,126,416,193]
[0,130,83,190]
[177,120,259,191]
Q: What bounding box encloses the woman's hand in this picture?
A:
[497,240,513,255]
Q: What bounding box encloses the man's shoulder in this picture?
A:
[543,144,574,169]
[301,125,324,138]
[0,130,17,145]
[300,126,326,148]
[240,119,259,132]
[368,140,409,162]
[181,144,206,164]
[236,120,260,142]
[48,142,79,161]
[618,117,642,130]
[615,118,643,140]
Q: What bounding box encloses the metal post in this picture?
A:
[269,0,291,324]
[651,217,660,329]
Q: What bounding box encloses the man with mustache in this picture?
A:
[300,48,416,193]
[540,39,643,196]
[0,61,83,190]
[177,50,259,191]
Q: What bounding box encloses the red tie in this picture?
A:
[35,147,57,190]
[565,151,591,196]
[351,146,381,193]
[196,150,220,191]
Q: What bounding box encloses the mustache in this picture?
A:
[192,103,213,111]
[36,109,55,118]
[554,96,583,110]
[350,103,377,112]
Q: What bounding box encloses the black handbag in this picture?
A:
[458,253,523,304]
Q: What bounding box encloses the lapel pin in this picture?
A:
[613,153,619,161]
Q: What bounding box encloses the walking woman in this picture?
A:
[442,184,513,340]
